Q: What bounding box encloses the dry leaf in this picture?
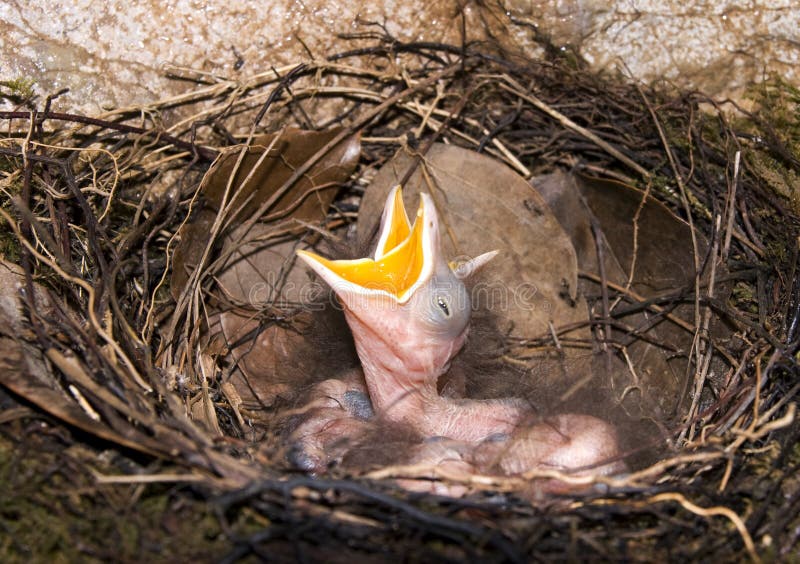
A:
[172,127,361,298]
[535,171,730,421]
[176,129,361,411]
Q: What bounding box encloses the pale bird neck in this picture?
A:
[345,308,526,441]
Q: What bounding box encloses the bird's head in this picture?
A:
[297,186,495,413]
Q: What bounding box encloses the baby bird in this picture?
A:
[293,186,624,489]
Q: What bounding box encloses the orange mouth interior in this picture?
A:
[301,197,425,298]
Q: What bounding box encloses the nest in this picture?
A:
[1,33,798,562]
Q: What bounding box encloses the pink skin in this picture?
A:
[389,416,625,496]
[348,302,625,479]
[342,299,527,441]
[472,414,625,477]
[289,301,624,483]
[287,376,373,472]
[291,190,624,488]
[397,440,475,497]
[328,252,532,444]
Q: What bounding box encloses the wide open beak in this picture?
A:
[374,185,411,260]
[297,186,439,304]
[297,185,498,417]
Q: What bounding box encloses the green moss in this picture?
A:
[739,76,800,212]
[745,76,800,144]
[731,282,758,315]
[0,434,232,563]
[0,233,21,265]
[0,78,36,103]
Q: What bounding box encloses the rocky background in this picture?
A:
[2,0,799,114]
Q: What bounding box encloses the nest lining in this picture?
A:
[0,34,798,563]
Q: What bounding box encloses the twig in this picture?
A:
[498,76,651,179]
[0,110,218,161]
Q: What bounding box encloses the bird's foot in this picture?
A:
[394,437,476,497]
[285,378,374,473]
[472,413,626,491]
